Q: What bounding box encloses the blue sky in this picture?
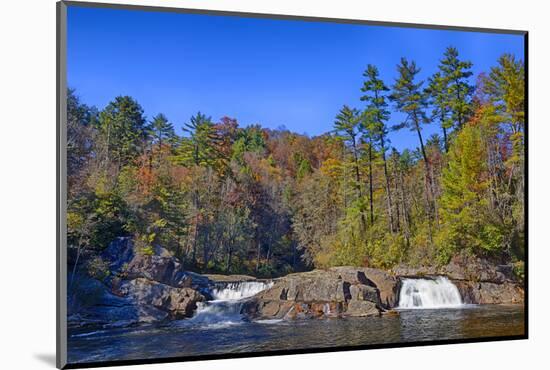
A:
[67,5,524,151]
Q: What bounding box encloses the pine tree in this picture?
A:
[334,105,366,232]
[150,113,175,149]
[426,72,453,152]
[390,58,436,238]
[98,96,148,167]
[175,112,222,168]
[439,47,474,129]
[361,64,395,232]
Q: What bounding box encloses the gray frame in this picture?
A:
[57,2,67,368]
[56,1,528,369]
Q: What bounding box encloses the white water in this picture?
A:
[398,277,463,309]
[189,281,273,328]
[210,281,273,301]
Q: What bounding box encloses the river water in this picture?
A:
[68,304,524,364]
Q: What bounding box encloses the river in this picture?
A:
[68,278,525,365]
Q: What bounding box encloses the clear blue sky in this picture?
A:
[67,5,524,151]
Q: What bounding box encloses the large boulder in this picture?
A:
[119,278,205,319]
[329,266,400,308]
[441,254,514,284]
[67,273,168,329]
[242,269,388,320]
[69,238,210,329]
[102,237,210,290]
[453,280,524,304]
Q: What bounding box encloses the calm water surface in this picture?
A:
[68,304,524,364]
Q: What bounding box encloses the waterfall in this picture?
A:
[188,281,273,328]
[210,281,273,301]
[398,277,462,309]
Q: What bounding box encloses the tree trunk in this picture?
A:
[379,134,395,233]
[414,115,434,243]
[351,137,367,232]
[442,125,449,153]
[368,140,374,225]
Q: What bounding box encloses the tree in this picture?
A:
[361,64,395,232]
[149,114,175,149]
[481,54,525,261]
[426,72,452,152]
[390,58,436,234]
[334,106,367,232]
[437,123,504,262]
[483,54,525,155]
[439,46,474,129]
[175,112,222,168]
[334,105,363,198]
[98,96,148,167]
[67,89,98,192]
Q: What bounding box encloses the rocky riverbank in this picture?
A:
[393,253,525,304]
[68,238,524,329]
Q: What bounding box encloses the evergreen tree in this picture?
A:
[439,46,474,129]
[175,112,221,168]
[426,72,452,152]
[390,58,436,238]
[149,113,175,149]
[334,105,366,232]
[360,64,395,232]
[98,96,148,166]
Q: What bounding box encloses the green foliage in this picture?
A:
[438,46,474,128]
[437,124,505,256]
[390,58,430,132]
[87,256,110,281]
[175,112,222,168]
[98,96,148,165]
[513,260,525,282]
[149,113,176,149]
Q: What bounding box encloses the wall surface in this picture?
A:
[0,0,547,369]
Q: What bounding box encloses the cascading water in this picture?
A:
[188,281,273,328]
[398,277,463,309]
[210,281,273,301]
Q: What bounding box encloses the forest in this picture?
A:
[67,47,525,280]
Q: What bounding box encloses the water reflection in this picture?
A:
[68,305,524,364]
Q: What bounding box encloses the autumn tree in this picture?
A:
[437,124,504,262]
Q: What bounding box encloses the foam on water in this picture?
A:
[189,281,273,327]
[398,276,463,309]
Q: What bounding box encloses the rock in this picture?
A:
[70,238,210,329]
[120,278,205,319]
[330,267,400,308]
[345,300,379,317]
[393,253,517,285]
[204,274,257,282]
[67,273,168,329]
[102,237,210,290]
[441,254,512,283]
[453,280,524,304]
[393,264,438,277]
[242,269,386,320]
[392,252,523,305]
